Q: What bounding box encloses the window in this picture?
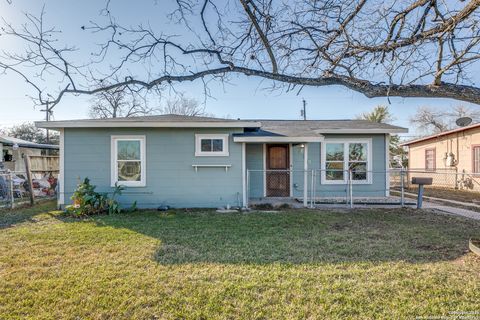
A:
[425,148,435,171]
[195,134,229,156]
[473,146,480,173]
[111,136,146,187]
[325,143,345,181]
[321,140,371,184]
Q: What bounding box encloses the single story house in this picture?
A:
[401,123,480,191]
[36,115,407,208]
[401,123,480,173]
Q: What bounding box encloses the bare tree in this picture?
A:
[410,105,480,134]
[1,1,480,112]
[88,86,156,119]
[160,94,213,117]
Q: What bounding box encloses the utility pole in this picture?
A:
[40,102,54,155]
[40,101,53,144]
[301,99,307,120]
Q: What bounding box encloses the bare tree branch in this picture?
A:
[1,0,480,111]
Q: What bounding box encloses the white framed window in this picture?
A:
[111,135,146,187]
[195,134,229,157]
[321,139,372,184]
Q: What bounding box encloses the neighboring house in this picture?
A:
[401,123,480,173]
[36,115,407,208]
[0,135,59,173]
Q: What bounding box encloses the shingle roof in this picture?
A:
[35,114,407,134]
[235,120,407,137]
[74,114,238,122]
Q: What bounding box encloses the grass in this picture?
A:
[1,202,479,319]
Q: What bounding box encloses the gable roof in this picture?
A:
[401,122,480,146]
[35,114,407,135]
[0,135,59,150]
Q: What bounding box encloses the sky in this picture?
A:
[1,0,478,139]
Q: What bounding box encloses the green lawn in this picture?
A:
[1,202,479,319]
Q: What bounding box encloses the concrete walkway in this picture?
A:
[422,201,480,220]
[402,191,480,210]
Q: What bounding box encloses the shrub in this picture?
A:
[67,178,136,216]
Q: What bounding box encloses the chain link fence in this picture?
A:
[0,171,58,209]
[247,168,480,210]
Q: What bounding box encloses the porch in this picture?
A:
[237,140,318,208]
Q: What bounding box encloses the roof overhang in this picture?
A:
[0,141,59,150]
[401,123,480,146]
[233,136,324,143]
[35,120,262,129]
[314,129,408,134]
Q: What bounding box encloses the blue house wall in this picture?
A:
[246,134,388,198]
[64,128,244,208]
[63,129,388,208]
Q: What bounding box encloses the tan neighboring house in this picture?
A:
[401,123,480,190]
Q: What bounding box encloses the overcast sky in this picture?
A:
[1,0,478,138]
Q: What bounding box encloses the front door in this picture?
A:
[266,144,290,197]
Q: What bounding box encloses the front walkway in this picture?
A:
[423,201,480,220]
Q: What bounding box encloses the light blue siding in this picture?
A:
[64,129,389,208]
[64,128,243,208]
[246,144,264,198]
[248,134,388,198]
[296,135,387,197]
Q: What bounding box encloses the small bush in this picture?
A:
[67,178,136,216]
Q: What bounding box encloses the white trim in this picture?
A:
[35,120,406,133]
[233,136,324,143]
[242,143,247,207]
[320,138,373,185]
[195,134,229,157]
[36,120,260,129]
[111,135,146,187]
[58,128,65,208]
[385,134,390,196]
[263,143,266,197]
[303,143,309,207]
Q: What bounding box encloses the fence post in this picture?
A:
[23,154,35,205]
[400,168,405,207]
[454,167,459,190]
[246,170,250,209]
[345,170,349,207]
[310,170,314,208]
[9,172,14,209]
[349,169,353,209]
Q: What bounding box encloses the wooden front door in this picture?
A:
[266,144,290,197]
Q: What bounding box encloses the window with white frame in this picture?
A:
[111,136,146,187]
[321,140,371,184]
[195,134,229,156]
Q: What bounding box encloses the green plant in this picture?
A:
[67,178,132,216]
